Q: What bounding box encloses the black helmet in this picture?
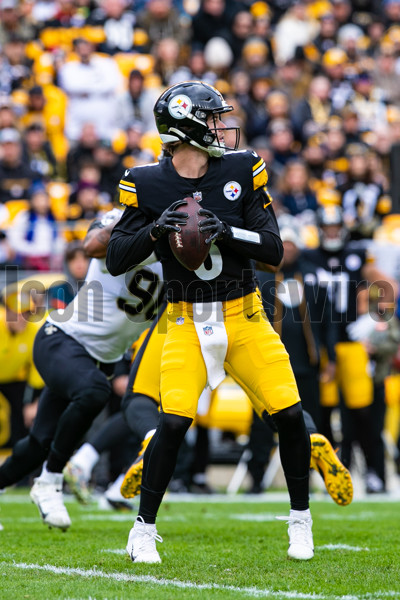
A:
[153,81,240,157]
[316,205,348,252]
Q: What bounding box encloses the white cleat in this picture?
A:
[30,474,71,531]
[277,512,314,560]
[126,516,162,563]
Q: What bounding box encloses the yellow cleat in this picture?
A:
[310,433,353,506]
[120,436,153,499]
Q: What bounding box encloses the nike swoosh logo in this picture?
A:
[263,202,271,209]
[124,169,130,176]
[246,311,259,319]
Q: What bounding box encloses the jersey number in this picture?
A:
[117,268,163,321]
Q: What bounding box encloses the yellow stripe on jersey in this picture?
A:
[119,179,138,207]
[252,159,268,190]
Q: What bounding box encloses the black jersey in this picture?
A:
[107,150,283,303]
[304,243,370,342]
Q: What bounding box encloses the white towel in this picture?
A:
[193,301,228,390]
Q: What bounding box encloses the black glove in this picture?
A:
[198,208,230,244]
[150,200,188,240]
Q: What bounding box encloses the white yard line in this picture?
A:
[319,545,370,552]
[4,561,400,600]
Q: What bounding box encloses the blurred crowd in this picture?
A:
[2,0,400,496]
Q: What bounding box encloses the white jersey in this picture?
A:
[47,255,164,363]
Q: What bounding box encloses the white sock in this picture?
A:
[70,443,99,480]
[144,429,156,440]
[290,508,312,521]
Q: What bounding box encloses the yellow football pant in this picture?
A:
[320,341,373,409]
[161,292,301,420]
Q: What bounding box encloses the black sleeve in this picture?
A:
[223,188,283,265]
[320,291,338,362]
[106,206,155,275]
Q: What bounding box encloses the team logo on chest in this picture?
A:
[168,94,192,119]
[223,181,241,201]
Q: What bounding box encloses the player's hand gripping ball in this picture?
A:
[168,197,210,270]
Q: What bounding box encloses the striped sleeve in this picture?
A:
[252,155,268,191]
[119,170,138,207]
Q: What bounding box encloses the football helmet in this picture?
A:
[153,81,240,157]
[316,205,348,252]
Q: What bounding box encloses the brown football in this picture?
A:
[168,196,210,271]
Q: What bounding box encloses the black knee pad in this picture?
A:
[273,402,303,425]
[123,393,159,440]
[159,411,192,441]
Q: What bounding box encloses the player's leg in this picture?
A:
[121,309,166,498]
[224,292,313,560]
[64,412,135,504]
[336,342,378,489]
[0,386,67,490]
[127,305,206,563]
[30,325,113,529]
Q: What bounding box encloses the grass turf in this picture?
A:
[0,490,399,600]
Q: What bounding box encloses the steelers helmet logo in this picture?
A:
[223,181,242,201]
[168,94,193,119]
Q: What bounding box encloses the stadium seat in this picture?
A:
[196,376,253,436]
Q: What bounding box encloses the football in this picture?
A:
[169,196,210,271]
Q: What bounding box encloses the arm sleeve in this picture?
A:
[222,187,283,266]
[106,206,155,276]
[320,292,338,362]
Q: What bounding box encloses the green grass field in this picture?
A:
[0,490,399,600]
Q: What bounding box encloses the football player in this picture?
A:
[0,208,163,529]
[304,205,398,492]
[107,81,314,562]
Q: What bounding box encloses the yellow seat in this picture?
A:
[3,200,30,226]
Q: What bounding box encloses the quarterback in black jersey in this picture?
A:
[107,81,314,563]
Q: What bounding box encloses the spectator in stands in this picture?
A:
[169,47,217,86]
[66,123,100,183]
[68,180,101,222]
[153,37,182,86]
[20,85,68,167]
[240,68,272,143]
[312,12,338,55]
[22,123,58,180]
[273,0,319,66]
[85,0,137,54]
[0,127,42,204]
[121,121,155,170]
[48,240,90,308]
[7,181,64,270]
[373,43,400,105]
[92,139,124,205]
[224,9,254,66]
[292,75,332,144]
[136,0,187,48]
[191,0,236,48]
[57,37,123,142]
[116,69,159,133]
[0,0,35,46]
[277,159,318,217]
[268,118,300,171]
[0,34,32,93]
[0,95,18,129]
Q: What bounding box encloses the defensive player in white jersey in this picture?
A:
[0,208,163,530]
